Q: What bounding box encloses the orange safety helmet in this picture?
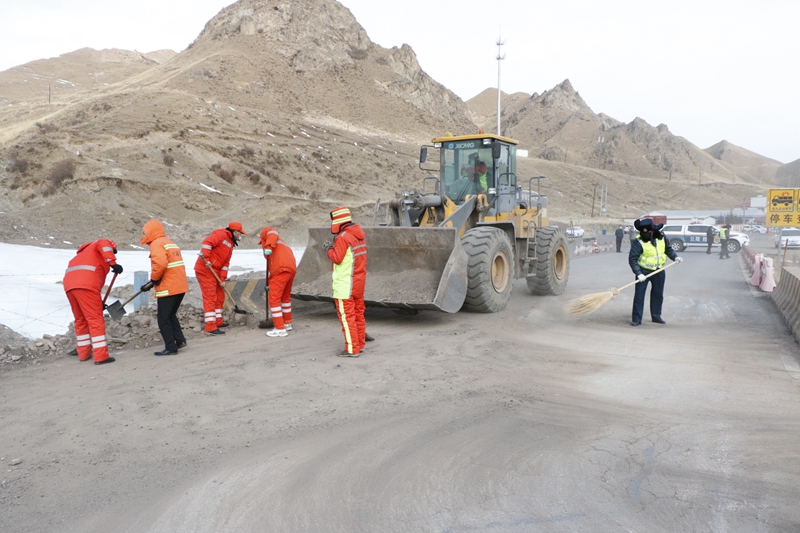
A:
[330,206,352,234]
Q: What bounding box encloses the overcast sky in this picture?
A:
[1,0,797,163]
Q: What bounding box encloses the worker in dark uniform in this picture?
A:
[615,225,624,252]
[629,218,683,326]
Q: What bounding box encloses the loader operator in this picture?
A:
[259,226,297,338]
[451,159,489,201]
[63,239,122,365]
[139,219,189,355]
[194,222,246,336]
[628,218,682,326]
[322,207,367,357]
[473,160,489,193]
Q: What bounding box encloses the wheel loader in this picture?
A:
[292,131,569,313]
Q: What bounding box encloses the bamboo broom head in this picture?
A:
[565,287,622,316]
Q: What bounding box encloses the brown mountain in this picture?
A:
[777,158,800,188]
[0,48,176,104]
[469,80,767,185]
[705,140,782,185]
[0,0,770,248]
[0,0,473,247]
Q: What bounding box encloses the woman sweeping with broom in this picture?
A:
[566,218,682,321]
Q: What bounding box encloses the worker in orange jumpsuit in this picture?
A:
[194,222,246,335]
[323,207,367,357]
[259,227,297,338]
[139,219,189,355]
[63,239,122,365]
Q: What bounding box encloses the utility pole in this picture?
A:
[600,185,607,216]
[496,36,505,136]
[591,186,597,218]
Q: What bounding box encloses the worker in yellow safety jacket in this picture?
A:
[719,224,731,259]
[628,218,683,326]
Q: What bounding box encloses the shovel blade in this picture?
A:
[106,300,127,320]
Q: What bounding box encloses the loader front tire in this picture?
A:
[527,226,569,296]
[461,227,513,313]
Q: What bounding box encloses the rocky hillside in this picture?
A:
[469,82,796,188]
[0,0,474,248]
[0,0,784,250]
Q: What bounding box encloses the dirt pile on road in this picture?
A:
[0,278,258,367]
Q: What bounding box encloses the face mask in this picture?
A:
[263,249,272,256]
[640,231,652,242]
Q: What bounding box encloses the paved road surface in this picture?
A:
[2,248,799,532]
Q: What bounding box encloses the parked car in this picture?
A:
[662,224,749,253]
[742,225,767,234]
[774,228,800,248]
[565,226,584,238]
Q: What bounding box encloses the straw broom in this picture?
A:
[566,261,679,316]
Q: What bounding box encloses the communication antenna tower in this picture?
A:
[496,36,505,136]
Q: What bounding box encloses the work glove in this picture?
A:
[637,274,646,282]
[204,259,213,268]
[140,281,155,292]
[322,240,333,251]
[675,257,683,263]
[111,264,123,274]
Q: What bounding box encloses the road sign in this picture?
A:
[767,189,800,227]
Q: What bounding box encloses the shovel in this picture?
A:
[71,273,118,354]
[102,272,118,308]
[106,288,145,321]
[205,262,248,315]
[258,282,273,329]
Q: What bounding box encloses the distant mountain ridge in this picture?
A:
[468,81,795,186]
[0,0,795,248]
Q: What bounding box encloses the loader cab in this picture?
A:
[431,133,517,211]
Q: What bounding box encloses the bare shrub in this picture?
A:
[238,147,255,158]
[47,159,76,187]
[35,122,58,134]
[310,190,319,200]
[246,170,261,184]
[219,168,236,183]
[264,151,288,166]
[162,152,176,166]
[210,162,235,183]
[287,184,302,195]
[264,184,272,193]
[41,183,57,197]
[8,158,29,174]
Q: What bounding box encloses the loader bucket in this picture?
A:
[292,226,468,313]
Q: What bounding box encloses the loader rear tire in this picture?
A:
[461,227,513,313]
[527,226,569,296]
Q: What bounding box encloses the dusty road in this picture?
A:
[2,246,800,532]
